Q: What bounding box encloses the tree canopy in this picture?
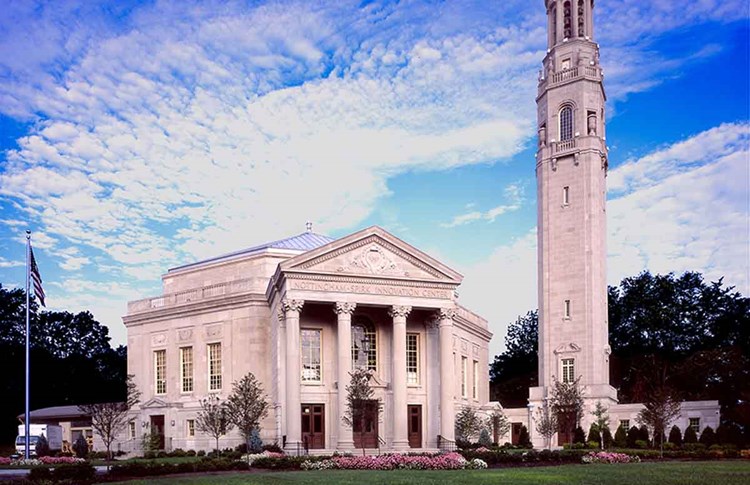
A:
[490,271,750,440]
[0,284,127,446]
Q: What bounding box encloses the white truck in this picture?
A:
[15,424,63,456]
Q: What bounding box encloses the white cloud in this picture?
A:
[442,183,525,228]
[0,258,24,269]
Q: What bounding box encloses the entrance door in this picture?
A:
[301,404,325,449]
[408,405,422,448]
[150,415,165,450]
[511,422,522,445]
[353,400,379,448]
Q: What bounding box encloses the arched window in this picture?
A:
[563,1,572,39]
[352,316,377,371]
[550,4,557,43]
[577,0,585,37]
[559,106,574,141]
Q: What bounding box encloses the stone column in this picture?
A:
[334,302,356,450]
[389,305,411,450]
[438,308,456,444]
[282,299,304,453]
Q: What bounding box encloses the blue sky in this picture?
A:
[0,0,748,358]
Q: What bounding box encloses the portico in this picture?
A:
[268,227,489,453]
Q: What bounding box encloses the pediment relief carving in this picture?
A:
[295,237,446,281]
[554,342,581,355]
[141,397,169,409]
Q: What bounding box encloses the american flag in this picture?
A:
[30,246,45,307]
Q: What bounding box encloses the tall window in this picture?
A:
[562,358,575,383]
[154,350,166,395]
[564,299,571,318]
[461,356,468,398]
[301,329,322,382]
[577,0,585,37]
[560,106,574,141]
[180,346,193,393]
[352,317,377,371]
[551,5,557,42]
[689,418,701,434]
[620,419,630,431]
[208,343,222,391]
[128,421,136,440]
[186,419,195,438]
[563,1,572,38]
[406,333,419,385]
[472,360,479,400]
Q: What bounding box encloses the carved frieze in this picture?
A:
[177,328,193,342]
[287,278,453,300]
[206,324,222,338]
[151,333,166,346]
[554,342,581,354]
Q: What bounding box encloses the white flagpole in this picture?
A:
[24,230,31,460]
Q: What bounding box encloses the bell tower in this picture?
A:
[530,0,617,435]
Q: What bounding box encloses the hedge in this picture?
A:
[107,457,249,478]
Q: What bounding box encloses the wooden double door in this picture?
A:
[301,404,325,449]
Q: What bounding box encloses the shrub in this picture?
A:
[587,441,599,449]
[627,426,640,448]
[518,425,532,448]
[638,425,650,445]
[73,434,88,459]
[614,425,627,448]
[587,423,601,445]
[700,426,716,447]
[663,442,676,450]
[262,443,283,453]
[683,425,698,444]
[634,440,649,449]
[29,462,96,484]
[573,426,586,445]
[186,450,196,457]
[668,425,682,447]
[478,429,493,448]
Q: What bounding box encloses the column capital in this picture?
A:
[334,302,357,315]
[281,299,305,314]
[388,305,412,319]
[437,307,456,322]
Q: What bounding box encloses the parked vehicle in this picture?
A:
[15,424,63,456]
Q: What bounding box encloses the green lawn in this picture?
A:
[110,461,750,485]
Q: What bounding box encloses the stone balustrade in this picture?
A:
[127,277,264,313]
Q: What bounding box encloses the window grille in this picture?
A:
[352,317,377,371]
[208,343,222,391]
[301,329,322,382]
[180,347,193,393]
[154,350,166,395]
[562,358,575,383]
[407,334,419,385]
[560,106,574,141]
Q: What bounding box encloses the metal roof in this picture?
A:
[17,405,94,422]
[170,231,335,272]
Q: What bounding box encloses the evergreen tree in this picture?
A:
[683,425,698,444]
[73,434,89,459]
[518,425,532,448]
[35,434,50,457]
[638,425,650,444]
[627,426,640,448]
[478,428,493,447]
[573,426,586,445]
[699,426,716,446]
[614,425,627,448]
[601,426,613,449]
[668,425,682,447]
[248,428,263,453]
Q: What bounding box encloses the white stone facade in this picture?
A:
[123,226,492,453]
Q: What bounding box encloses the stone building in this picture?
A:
[124,226,492,453]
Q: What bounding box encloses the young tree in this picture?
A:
[488,404,511,445]
[78,375,141,460]
[549,376,585,446]
[454,407,484,444]
[613,424,627,448]
[637,386,681,456]
[224,373,269,454]
[196,394,232,452]
[341,367,381,454]
[535,403,558,450]
[591,401,610,449]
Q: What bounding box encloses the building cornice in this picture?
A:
[123,292,268,327]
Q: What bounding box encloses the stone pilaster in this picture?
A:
[438,308,456,444]
[282,299,304,453]
[389,305,411,450]
[334,302,356,450]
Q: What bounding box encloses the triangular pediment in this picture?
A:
[554,342,581,355]
[140,397,169,409]
[280,226,462,283]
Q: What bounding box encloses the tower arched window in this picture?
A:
[577,0,585,37]
[559,106,574,141]
[550,4,557,44]
[563,1,572,39]
[352,316,377,371]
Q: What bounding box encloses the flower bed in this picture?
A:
[300,452,487,471]
[38,456,86,465]
[582,452,641,464]
[241,451,285,465]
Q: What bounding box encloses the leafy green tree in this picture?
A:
[454,407,484,443]
[489,311,538,407]
[587,423,600,445]
[535,403,557,450]
[487,404,511,445]
[636,381,681,457]
[591,401,610,450]
[196,395,231,452]
[683,425,698,444]
[668,425,682,447]
[224,373,269,454]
